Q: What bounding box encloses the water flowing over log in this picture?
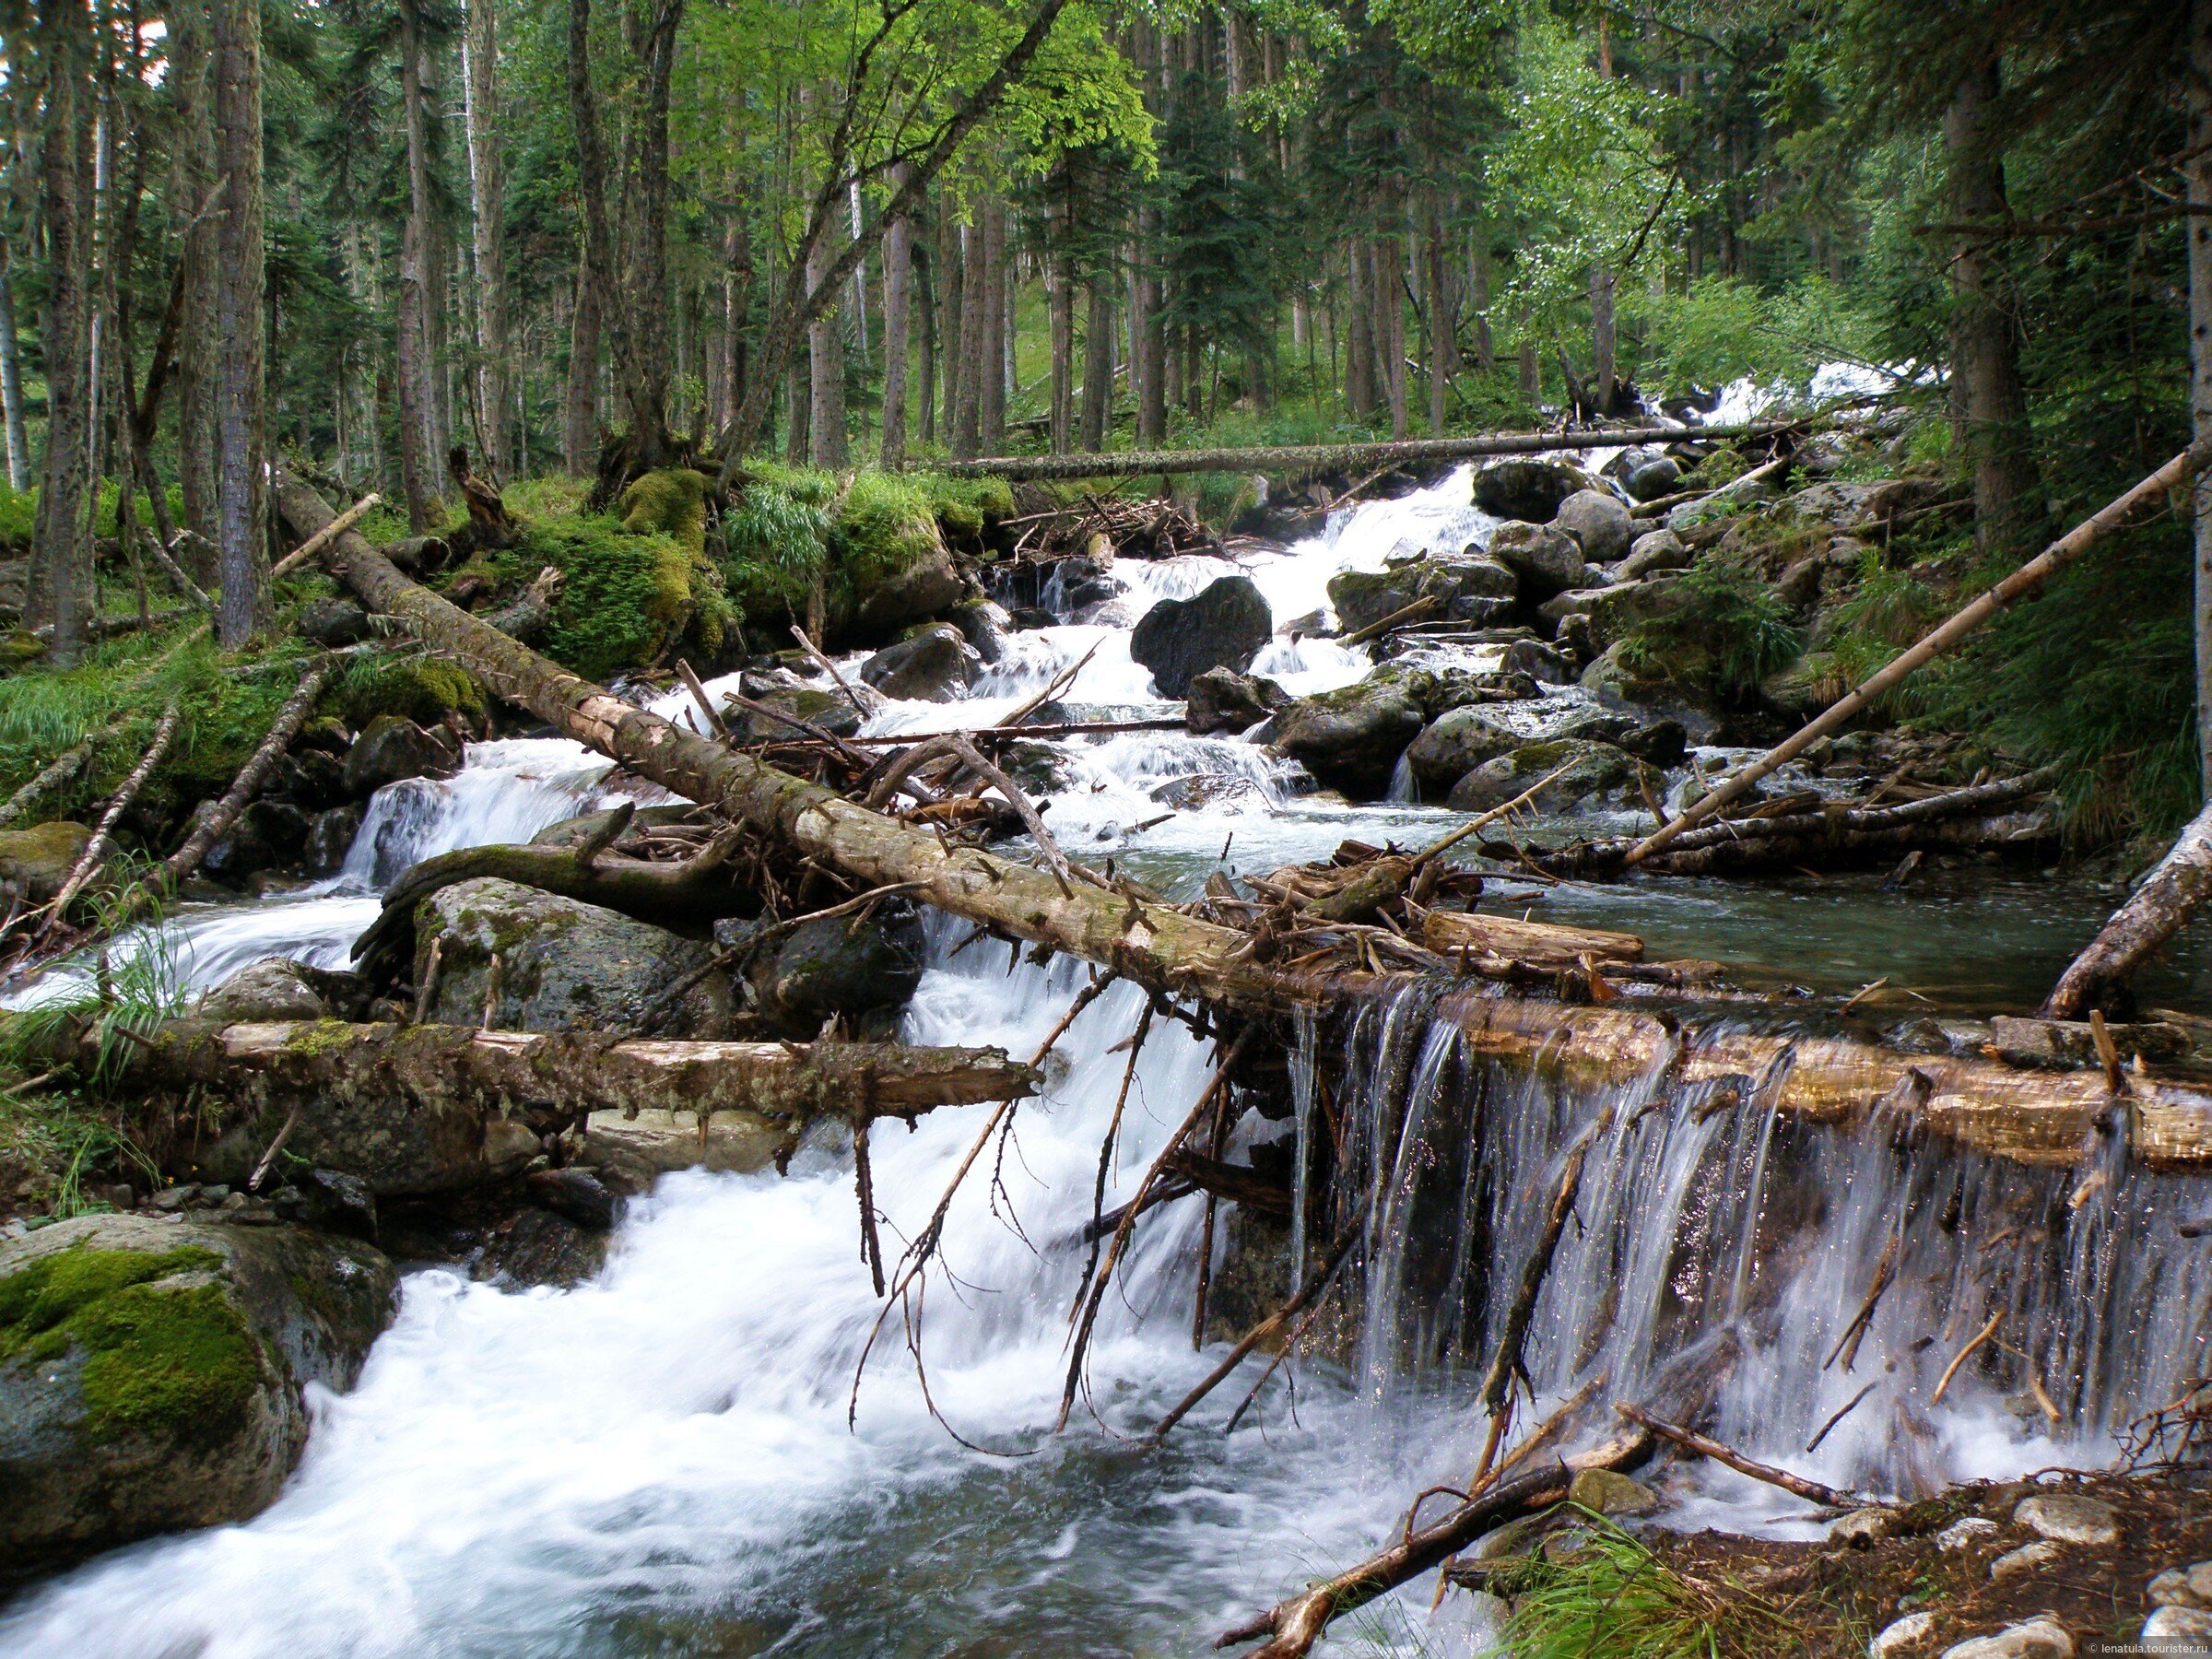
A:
[48,1016,1037,1195]
[269,469,2212,1170]
[2045,798,2212,1019]
[924,416,1815,481]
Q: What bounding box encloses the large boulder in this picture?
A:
[1405,699,1631,794]
[415,877,735,1038]
[265,748,349,811]
[1184,667,1292,735]
[853,545,965,640]
[342,714,460,798]
[728,680,863,742]
[1326,554,1517,633]
[1130,575,1272,698]
[0,1214,396,1584]
[194,959,329,1023]
[1551,489,1635,565]
[1627,455,1683,501]
[1486,523,1589,598]
[1474,458,1583,523]
[724,900,926,1038]
[1443,738,1637,814]
[582,1108,791,1187]
[1619,528,1690,579]
[304,806,362,875]
[860,623,981,702]
[199,799,312,885]
[0,821,92,904]
[1272,677,1428,798]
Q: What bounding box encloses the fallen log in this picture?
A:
[54,1016,1037,1195]
[1420,910,1643,972]
[2044,798,2212,1019]
[0,715,130,830]
[162,664,329,888]
[1586,808,2054,879]
[269,469,2212,1168]
[268,490,382,579]
[41,701,181,926]
[1614,1402,1868,1509]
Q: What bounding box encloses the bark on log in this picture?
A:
[2045,798,2212,1019]
[43,702,181,923]
[1419,910,1643,971]
[269,468,2212,1169]
[926,416,1813,482]
[1536,808,2055,880]
[65,1016,1037,1195]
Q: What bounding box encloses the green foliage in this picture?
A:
[518,512,732,682]
[831,473,946,588]
[0,485,34,554]
[1620,559,1803,701]
[1493,1517,1726,1659]
[618,468,712,553]
[331,654,488,728]
[1624,276,1885,399]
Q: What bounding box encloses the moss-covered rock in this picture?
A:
[1443,738,1636,813]
[0,820,92,903]
[519,512,732,681]
[618,467,713,553]
[335,655,487,729]
[0,1214,396,1583]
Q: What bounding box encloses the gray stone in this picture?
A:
[305,806,362,875]
[474,1208,607,1289]
[853,544,965,640]
[2190,1563,2212,1604]
[1272,677,1428,798]
[859,623,981,702]
[581,1108,791,1188]
[417,877,735,1038]
[947,599,1009,665]
[297,597,373,647]
[1991,1540,2065,1582]
[1552,489,1635,565]
[1566,1466,1659,1516]
[1130,577,1272,698]
[0,821,92,904]
[2147,1568,2203,1609]
[730,682,863,742]
[1583,573,1684,654]
[1404,700,1630,794]
[1184,667,1292,735]
[265,749,350,811]
[1871,1613,1936,1656]
[1326,556,1517,634]
[1627,456,1682,501]
[1620,528,1691,579]
[1936,1516,2001,1552]
[1621,719,1688,768]
[343,715,459,798]
[2015,1493,2119,1546]
[733,900,926,1037]
[266,1169,380,1243]
[1937,1618,2071,1659]
[0,1213,396,1585]
[1488,522,1588,597]
[1474,458,1583,523]
[194,959,331,1024]
[1500,639,1576,685]
[524,1167,618,1231]
[200,799,312,884]
[2143,1607,2212,1650]
[1443,739,1635,815]
[1830,1506,1902,1547]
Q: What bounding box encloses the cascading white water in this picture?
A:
[6,460,2203,1654]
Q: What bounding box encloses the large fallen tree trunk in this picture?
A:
[65,1016,1037,1195]
[269,469,2212,1169]
[2044,798,2212,1019]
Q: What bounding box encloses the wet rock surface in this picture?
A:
[860,623,981,702]
[1129,575,1272,698]
[1183,666,1290,735]
[343,714,460,797]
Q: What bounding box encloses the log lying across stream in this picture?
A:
[270,470,2212,1170]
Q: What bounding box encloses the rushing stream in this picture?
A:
[6,465,2212,1656]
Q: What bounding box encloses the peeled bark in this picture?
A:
[272,470,2212,1171]
[2045,800,2212,1020]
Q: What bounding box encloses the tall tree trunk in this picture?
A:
[979,197,1006,453]
[210,0,269,645]
[1426,198,1453,434]
[1046,187,1073,453]
[1943,61,2046,559]
[395,0,440,530]
[1345,242,1374,417]
[2190,0,2212,796]
[952,220,984,458]
[1378,239,1406,439]
[880,160,912,467]
[463,0,510,480]
[1518,335,1539,403]
[806,213,846,469]
[1136,220,1166,444]
[724,187,754,435]
[1080,277,1112,451]
[29,0,94,663]
[564,254,599,477]
[1469,236,1495,373]
[936,204,963,449]
[915,233,936,448]
[0,238,27,491]
[169,0,218,559]
[1590,264,1617,415]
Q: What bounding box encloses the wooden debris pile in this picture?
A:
[1002,492,1221,563]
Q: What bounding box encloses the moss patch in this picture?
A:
[510,513,731,681]
[0,1241,263,1448]
[618,468,712,554]
[333,655,488,729]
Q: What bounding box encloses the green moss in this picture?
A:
[334,655,488,728]
[830,472,945,591]
[280,1018,363,1058]
[0,1241,262,1448]
[618,468,712,554]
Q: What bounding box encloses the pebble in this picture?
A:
[1937,1517,2001,1552]
[2147,1567,2201,1608]
[2014,1494,2119,1547]
[1833,1508,1903,1547]
[2192,1563,2212,1605]
[1567,1466,1660,1516]
[1937,1616,2073,1659]
[2143,1606,2212,1649]
[1870,1611,1936,1656]
[1991,1541,2063,1583]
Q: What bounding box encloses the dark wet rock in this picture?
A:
[1583,573,1684,654]
[343,715,460,798]
[266,1169,380,1243]
[729,680,864,742]
[1551,489,1635,565]
[1006,604,1059,631]
[1327,555,1516,634]
[1185,666,1292,735]
[1628,456,1683,501]
[0,1213,396,1584]
[0,821,91,904]
[581,1109,789,1186]
[200,799,312,884]
[853,545,965,641]
[1272,675,1427,797]
[1619,718,1688,768]
[265,749,349,812]
[1405,700,1630,794]
[530,803,699,850]
[1045,554,1119,616]
[1443,738,1637,813]
[1487,522,1589,598]
[726,899,926,1038]
[194,959,331,1023]
[1501,640,1577,685]
[417,877,735,1038]
[296,597,373,647]
[304,805,362,875]
[1620,528,1690,579]
[1130,575,1272,698]
[860,623,981,702]
[947,599,1009,665]
[524,1167,618,1231]
[474,1207,607,1289]
[1474,458,1583,523]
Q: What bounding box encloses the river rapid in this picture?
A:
[4,464,2210,1657]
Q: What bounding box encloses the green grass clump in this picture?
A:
[331,653,487,729]
[518,513,731,681]
[831,472,946,588]
[0,484,33,554]
[1493,1518,1733,1658]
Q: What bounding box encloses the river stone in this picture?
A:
[1326,556,1517,634]
[1501,639,1576,685]
[1620,528,1691,579]
[1992,1539,2065,1582]
[853,543,965,641]
[1937,1516,2001,1552]
[305,805,362,875]
[1830,1506,1902,1547]
[343,714,459,798]
[1552,489,1635,565]
[1628,455,1683,501]
[201,799,313,884]
[297,596,373,647]
[266,1168,380,1243]
[1474,457,1583,522]
[0,821,92,904]
[195,959,331,1023]
[2147,1568,2202,1608]
[729,678,865,742]
[947,599,1009,665]
[265,748,350,812]
[733,900,927,1038]
[1271,677,1428,798]
[1487,522,1588,598]
[474,1208,607,1289]
[1871,1612,1936,1656]
[1185,667,1291,735]
[860,623,981,702]
[1130,576,1271,698]
[1444,739,1635,815]
[0,1213,396,1584]
[1405,700,1630,794]
[582,1108,791,1187]
[2144,1607,2212,1649]
[417,877,735,1038]
[1937,1617,2072,1659]
[2015,1493,2119,1546]
[1567,1466,1658,1516]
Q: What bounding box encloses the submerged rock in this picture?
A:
[474,1207,606,1289]
[416,877,735,1038]
[1551,489,1634,565]
[1442,738,1635,814]
[1272,676,1427,797]
[305,805,363,875]
[1130,575,1271,698]
[1474,457,1583,523]
[343,714,459,798]
[0,820,92,904]
[0,1213,396,1583]
[860,623,981,702]
[1487,522,1588,598]
[1184,666,1291,735]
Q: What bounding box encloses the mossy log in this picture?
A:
[268,469,2212,1169]
[78,1017,1039,1195]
